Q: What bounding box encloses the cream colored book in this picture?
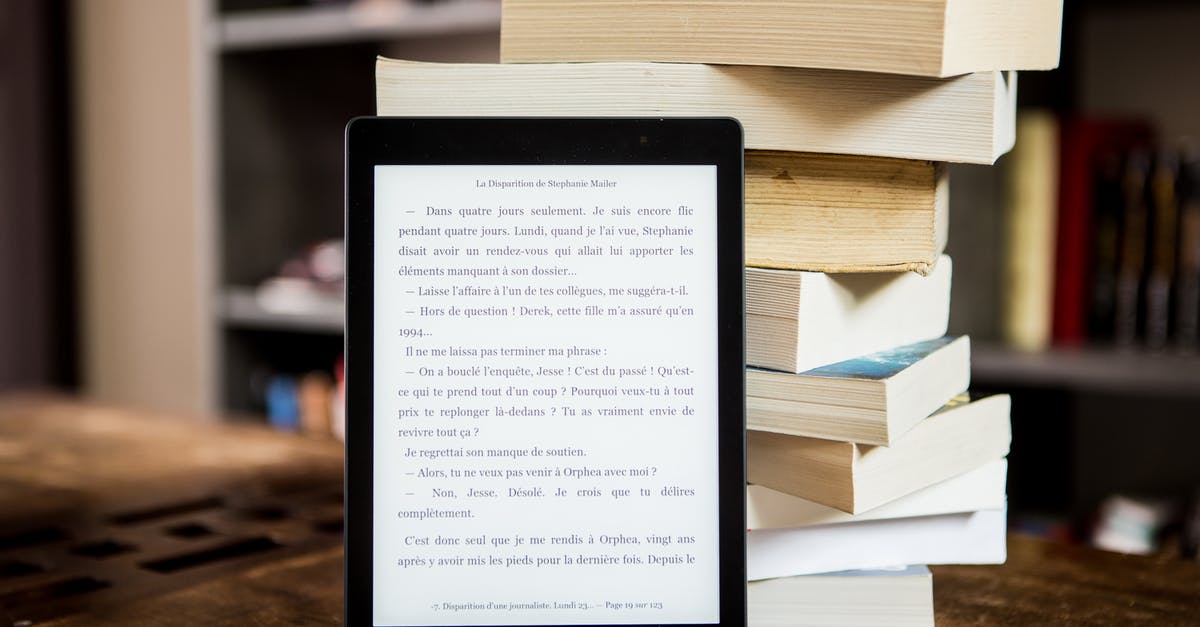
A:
[747,257,951,373]
[747,459,1008,530]
[1003,111,1060,351]
[375,58,1017,164]
[749,566,934,627]
[501,0,1062,78]
[748,336,970,446]
[747,394,1012,514]
[745,153,947,273]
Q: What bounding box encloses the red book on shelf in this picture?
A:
[1054,119,1153,345]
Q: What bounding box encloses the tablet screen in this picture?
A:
[372,164,721,625]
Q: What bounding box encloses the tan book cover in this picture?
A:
[746,152,946,273]
[1002,111,1059,351]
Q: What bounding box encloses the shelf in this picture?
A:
[220,286,343,334]
[972,343,1200,396]
[215,0,501,52]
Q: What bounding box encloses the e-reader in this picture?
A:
[345,117,746,627]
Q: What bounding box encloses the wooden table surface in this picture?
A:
[1,396,1197,625]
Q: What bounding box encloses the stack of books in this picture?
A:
[377,0,1063,623]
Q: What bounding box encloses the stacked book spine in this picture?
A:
[378,1,1064,623]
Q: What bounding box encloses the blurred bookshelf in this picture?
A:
[220,286,343,334]
[945,1,1200,528]
[972,343,1200,397]
[209,0,498,418]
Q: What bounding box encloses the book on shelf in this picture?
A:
[1053,118,1153,345]
[748,458,1008,530]
[1146,150,1180,350]
[748,565,933,627]
[1002,111,1059,352]
[257,355,344,439]
[1062,137,1200,351]
[499,0,1062,79]
[748,393,1011,514]
[375,58,1017,164]
[747,507,1006,580]
[265,371,338,437]
[1115,150,1151,347]
[298,371,334,437]
[1087,149,1127,343]
[1178,150,1200,351]
[747,336,971,446]
[747,256,951,373]
[746,153,947,274]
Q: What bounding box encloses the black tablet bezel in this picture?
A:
[345,117,745,627]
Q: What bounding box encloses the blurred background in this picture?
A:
[1,0,1198,556]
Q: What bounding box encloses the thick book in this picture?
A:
[748,393,1011,514]
[376,58,1017,164]
[747,257,951,373]
[746,153,947,273]
[747,336,970,446]
[748,458,1008,530]
[747,507,1007,580]
[500,0,1062,78]
[749,565,933,627]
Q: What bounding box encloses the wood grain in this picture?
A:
[0,394,342,525]
[44,547,344,626]
[933,533,1200,625]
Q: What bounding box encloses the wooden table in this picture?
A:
[1,396,1197,625]
[0,395,344,626]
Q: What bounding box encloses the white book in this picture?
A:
[747,257,951,373]
[748,391,1011,516]
[747,508,1006,580]
[747,337,974,448]
[749,566,933,627]
[748,458,1008,530]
